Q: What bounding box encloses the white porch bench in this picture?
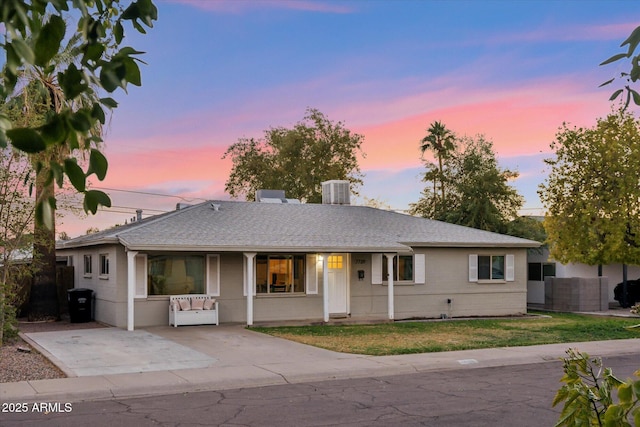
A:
[169,294,219,327]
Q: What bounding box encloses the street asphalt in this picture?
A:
[2,323,639,404]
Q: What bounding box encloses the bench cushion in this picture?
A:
[178,299,191,311]
[191,298,204,310]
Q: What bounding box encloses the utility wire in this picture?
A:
[108,205,168,213]
[92,186,209,202]
[60,203,171,214]
[56,185,211,217]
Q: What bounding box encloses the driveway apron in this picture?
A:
[24,327,218,376]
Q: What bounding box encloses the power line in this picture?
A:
[56,185,211,218]
[59,202,171,213]
[96,208,148,216]
[92,186,208,202]
[108,205,168,213]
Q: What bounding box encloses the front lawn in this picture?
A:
[250,312,640,356]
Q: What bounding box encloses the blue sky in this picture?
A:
[59,0,640,236]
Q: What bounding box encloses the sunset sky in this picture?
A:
[60,0,640,237]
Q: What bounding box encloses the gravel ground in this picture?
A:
[0,336,65,383]
[0,318,105,383]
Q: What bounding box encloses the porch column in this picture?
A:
[385,253,396,320]
[244,252,256,326]
[322,254,330,322]
[126,250,138,331]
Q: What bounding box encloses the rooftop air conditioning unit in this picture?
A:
[256,189,286,203]
[322,180,350,205]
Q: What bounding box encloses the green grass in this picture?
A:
[250,312,640,356]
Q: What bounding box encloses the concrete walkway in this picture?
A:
[2,324,640,404]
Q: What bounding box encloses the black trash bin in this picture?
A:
[68,288,94,323]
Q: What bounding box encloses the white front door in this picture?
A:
[327,254,348,314]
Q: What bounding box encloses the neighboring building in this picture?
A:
[56,182,540,330]
[526,246,640,305]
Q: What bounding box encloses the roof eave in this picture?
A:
[115,242,540,253]
[119,244,411,253]
[400,241,541,248]
[56,236,121,250]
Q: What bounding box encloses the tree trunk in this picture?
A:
[28,173,59,321]
[438,155,445,203]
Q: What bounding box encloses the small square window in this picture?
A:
[383,255,414,282]
[528,262,542,281]
[328,255,343,269]
[527,262,556,281]
[478,255,504,280]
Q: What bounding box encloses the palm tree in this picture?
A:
[420,121,456,205]
[4,28,103,321]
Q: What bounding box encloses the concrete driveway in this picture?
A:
[24,327,218,376]
[23,324,358,378]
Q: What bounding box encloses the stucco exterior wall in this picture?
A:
[57,246,530,327]
[57,245,126,326]
[351,249,527,320]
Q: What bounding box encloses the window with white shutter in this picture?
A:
[469,254,514,282]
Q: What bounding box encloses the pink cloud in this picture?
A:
[98,144,232,190]
[482,21,638,46]
[164,0,354,14]
[353,80,612,171]
[584,22,640,41]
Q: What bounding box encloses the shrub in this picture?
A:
[2,302,18,342]
[553,348,640,426]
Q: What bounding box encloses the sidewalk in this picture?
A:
[2,323,639,404]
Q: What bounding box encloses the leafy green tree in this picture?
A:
[442,136,523,232]
[411,135,523,233]
[0,148,36,345]
[600,25,640,108]
[3,27,105,320]
[419,121,456,207]
[223,108,365,203]
[539,110,640,267]
[0,0,157,227]
[505,216,547,243]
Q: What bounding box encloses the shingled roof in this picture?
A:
[57,200,540,252]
